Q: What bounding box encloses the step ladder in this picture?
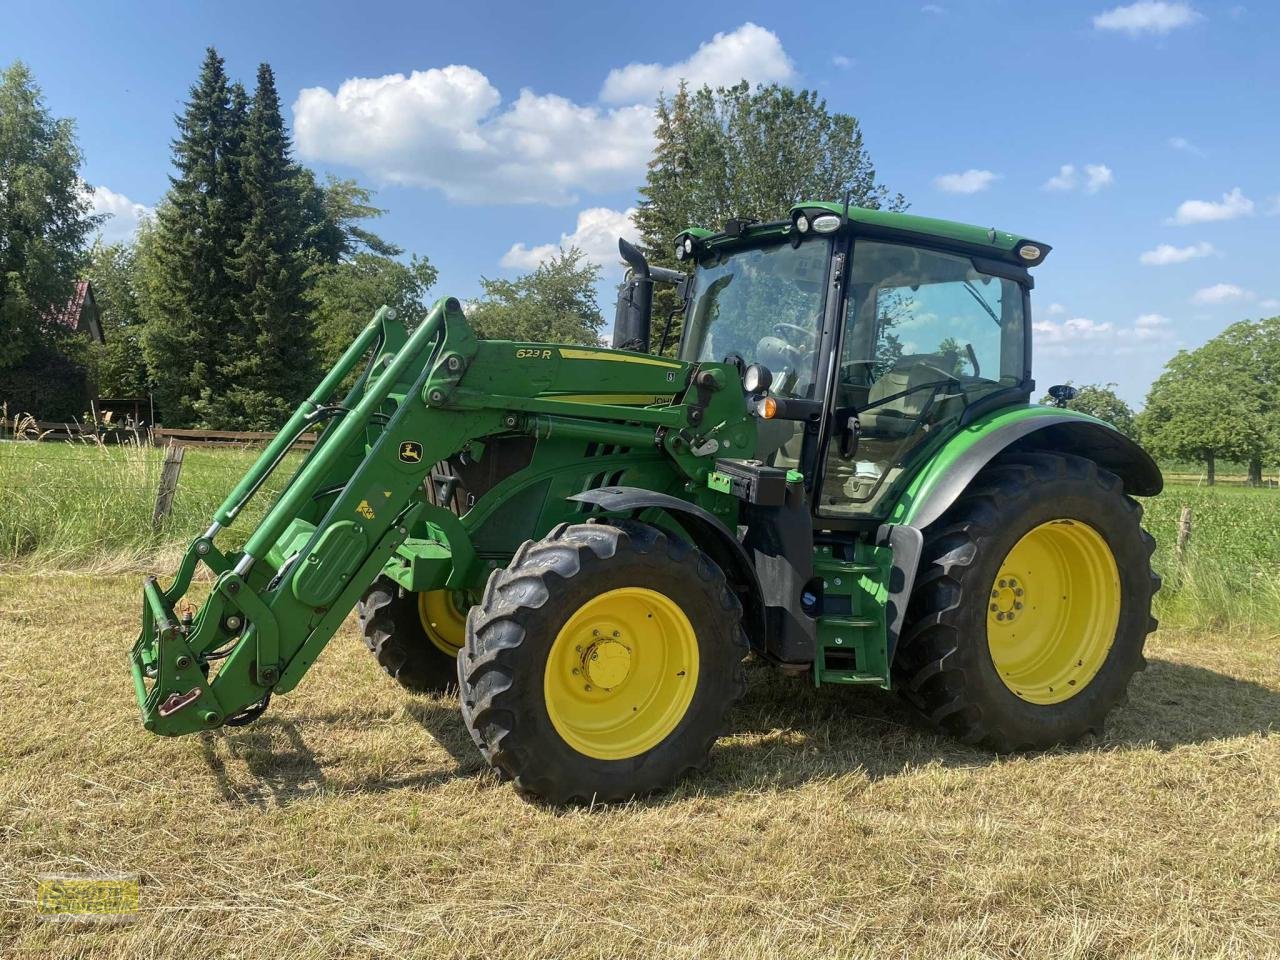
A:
[812,545,892,688]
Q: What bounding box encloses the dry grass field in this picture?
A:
[2,569,1278,959]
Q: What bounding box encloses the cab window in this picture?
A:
[820,241,1026,516]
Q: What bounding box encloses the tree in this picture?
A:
[140,48,246,426]
[1205,316,1280,484]
[0,60,100,400]
[296,171,402,266]
[467,248,602,345]
[1037,382,1137,438]
[86,238,150,398]
[635,80,903,349]
[1138,347,1268,485]
[220,63,314,428]
[311,253,438,366]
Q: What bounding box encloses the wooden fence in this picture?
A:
[0,420,318,448]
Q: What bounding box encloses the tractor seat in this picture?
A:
[859,354,954,439]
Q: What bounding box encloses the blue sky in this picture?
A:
[4,0,1277,404]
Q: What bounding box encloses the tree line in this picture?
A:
[1041,314,1280,485]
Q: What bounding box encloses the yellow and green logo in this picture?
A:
[37,875,139,919]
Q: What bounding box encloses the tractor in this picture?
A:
[131,202,1162,803]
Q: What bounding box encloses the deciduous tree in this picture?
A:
[468,248,602,345]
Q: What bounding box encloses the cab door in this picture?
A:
[817,240,1029,520]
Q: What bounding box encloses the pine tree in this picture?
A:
[140,48,245,426]
[0,61,101,379]
[222,63,314,428]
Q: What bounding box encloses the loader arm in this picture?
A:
[130,298,751,735]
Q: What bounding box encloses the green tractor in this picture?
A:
[131,202,1161,803]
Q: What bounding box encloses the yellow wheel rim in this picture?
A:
[417,590,467,658]
[987,519,1121,705]
[543,587,699,761]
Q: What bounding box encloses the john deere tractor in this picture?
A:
[131,203,1161,803]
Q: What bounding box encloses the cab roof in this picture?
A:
[678,201,1050,267]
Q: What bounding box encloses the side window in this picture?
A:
[820,241,1026,516]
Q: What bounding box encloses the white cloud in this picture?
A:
[831,55,854,69]
[922,3,947,13]
[293,65,655,205]
[1259,298,1280,310]
[85,185,152,243]
[1046,302,1068,315]
[501,207,638,272]
[1044,165,1077,191]
[1044,163,1112,192]
[1191,282,1253,304]
[1034,307,1175,356]
[934,169,999,194]
[600,23,793,104]
[1084,163,1114,193]
[1139,241,1216,265]
[1167,135,1204,156]
[1167,187,1254,225]
[1093,2,1202,35]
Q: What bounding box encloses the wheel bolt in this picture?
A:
[990,604,998,612]
[999,579,1007,588]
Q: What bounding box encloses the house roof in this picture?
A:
[48,280,93,331]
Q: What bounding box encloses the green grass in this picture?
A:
[3,440,1278,629]
[0,439,299,569]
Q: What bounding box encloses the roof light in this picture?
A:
[795,214,810,234]
[675,242,686,261]
[1017,243,1042,262]
[812,214,841,234]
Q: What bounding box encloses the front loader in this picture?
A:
[132,202,1162,803]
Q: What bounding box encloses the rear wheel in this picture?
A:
[895,451,1159,750]
[459,520,748,804]
[356,579,466,694]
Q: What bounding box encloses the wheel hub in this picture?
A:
[582,637,632,690]
[989,575,1025,623]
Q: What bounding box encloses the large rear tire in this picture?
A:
[895,451,1159,750]
[356,579,465,694]
[459,520,748,804]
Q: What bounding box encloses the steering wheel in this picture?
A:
[772,322,812,343]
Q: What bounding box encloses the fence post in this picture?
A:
[152,444,186,529]
[1175,505,1192,564]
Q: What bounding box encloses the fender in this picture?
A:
[568,486,767,652]
[889,404,1163,533]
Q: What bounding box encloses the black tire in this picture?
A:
[459,520,748,804]
[895,451,1160,751]
[356,578,459,694]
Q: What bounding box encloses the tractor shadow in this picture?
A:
[693,657,1280,797]
[198,705,478,807]
[199,718,328,807]
[196,659,1279,806]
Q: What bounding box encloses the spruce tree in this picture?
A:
[140,48,244,426]
[223,63,314,428]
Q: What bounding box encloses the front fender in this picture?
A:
[889,405,1162,532]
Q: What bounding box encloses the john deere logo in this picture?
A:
[398,441,423,464]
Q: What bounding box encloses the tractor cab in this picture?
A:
[671,203,1044,521]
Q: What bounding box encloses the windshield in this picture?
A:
[679,239,831,399]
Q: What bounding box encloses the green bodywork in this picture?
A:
[130,201,1144,738]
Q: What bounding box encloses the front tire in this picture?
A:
[459,520,748,804]
[895,451,1159,750]
[356,579,465,694]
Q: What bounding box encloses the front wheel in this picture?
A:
[895,451,1160,750]
[459,520,748,804]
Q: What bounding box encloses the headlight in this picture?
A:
[795,214,809,234]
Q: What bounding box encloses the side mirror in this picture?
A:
[1047,384,1078,408]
